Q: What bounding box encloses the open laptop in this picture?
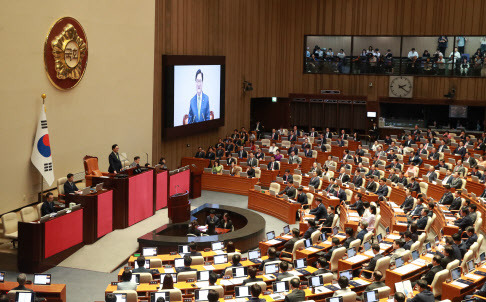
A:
[33,274,51,285]
[235,286,251,298]
[480,252,485,264]
[233,267,248,278]
[412,250,420,261]
[347,248,356,258]
[395,257,404,268]
[0,272,4,283]
[195,289,209,301]
[333,226,339,235]
[451,267,461,281]
[143,247,157,257]
[309,275,323,287]
[95,182,103,192]
[178,245,190,255]
[321,233,326,242]
[213,254,228,265]
[325,298,343,302]
[248,250,262,263]
[266,231,276,241]
[376,234,383,243]
[16,292,35,302]
[363,290,379,302]
[264,263,279,275]
[197,270,210,282]
[294,258,307,270]
[80,187,91,195]
[339,269,353,280]
[467,260,475,273]
[283,225,290,234]
[174,258,184,268]
[130,274,141,285]
[363,241,371,251]
[134,259,150,269]
[150,292,170,302]
[272,281,289,293]
[211,241,224,251]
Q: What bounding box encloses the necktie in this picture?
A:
[197,95,202,119]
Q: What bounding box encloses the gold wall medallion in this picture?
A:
[44,17,88,90]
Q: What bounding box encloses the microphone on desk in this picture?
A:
[145,152,149,165]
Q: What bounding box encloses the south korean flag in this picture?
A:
[31,104,54,186]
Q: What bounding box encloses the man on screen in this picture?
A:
[188,69,210,124]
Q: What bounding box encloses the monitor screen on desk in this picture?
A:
[33,274,51,285]
[248,250,260,260]
[197,270,210,281]
[364,290,379,302]
[395,257,404,268]
[467,260,475,273]
[151,292,170,302]
[264,263,279,275]
[304,239,312,248]
[213,254,228,265]
[412,250,419,260]
[195,289,209,301]
[425,242,431,251]
[321,233,326,242]
[211,241,223,251]
[232,267,248,278]
[333,226,339,235]
[340,270,353,280]
[143,247,157,257]
[178,245,190,254]
[325,298,343,302]
[294,258,307,269]
[309,275,323,287]
[376,234,383,243]
[174,258,184,268]
[266,231,275,241]
[130,274,141,285]
[480,252,485,263]
[363,241,371,251]
[347,248,356,258]
[272,281,289,293]
[16,292,34,302]
[451,267,461,281]
[0,272,4,283]
[283,225,290,234]
[235,286,251,298]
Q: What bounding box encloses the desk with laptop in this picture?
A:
[0,272,66,302]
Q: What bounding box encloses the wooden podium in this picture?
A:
[190,170,202,199]
[168,191,190,223]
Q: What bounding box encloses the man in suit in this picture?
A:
[332,184,347,202]
[288,143,298,156]
[108,144,123,173]
[323,237,340,261]
[387,149,398,162]
[408,153,423,167]
[267,156,279,171]
[401,189,415,213]
[412,125,421,137]
[388,169,399,183]
[247,166,256,178]
[352,170,364,187]
[63,173,80,195]
[284,278,306,302]
[404,135,414,147]
[454,141,467,157]
[389,239,407,265]
[469,204,478,224]
[296,187,308,206]
[195,146,206,158]
[403,231,414,250]
[343,227,356,249]
[308,172,320,189]
[248,283,266,302]
[454,208,473,234]
[279,181,296,199]
[424,166,437,183]
[407,177,420,193]
[356,221,368,243]
[303,219,317,239]
[356,145,365,156]
[420,256,442,286]
[360,244,383,278]
[309,198,327,221]
[312,257,330,276]
[243,266,263,285]
[337,167,350,183]
[132,256,151,274]
[397,171,408,186]
[349,193,365,216]
[271,129,279,140]
[440,245,455,269]
[336,138,345,147]
[215,145,225,159]
[237,146,247,159]
[453,160,466,177]
[427,148,440,160]
[303,147,313,158]
[321,206,335,228]
[188,242,202,256]
[41,192,57,216]
[366,177,378,192]
[206,210,220,226]
[281,228,300,256]
[386,158,401,171]
[276,261,293,281]
[226,153,237,166]
[187,69,210,123]
[359,271,386,301]
[282,169,293,183]
[340,129,348,140]
[309,162,322,176]
[258,247,278,271]
[288,150,300,165]
[324,128,332,139]
[309,127,318,138]
[176,255,197,273]
[437,140,448,153]
[441,169,454,187]
[408,279,434,302]
[465,226,478,250]
[11,273,33,292]
[366,165,380,179]
[415,209,429,230]
[408,197,424,219]
[301,139,311,150]
[288,131,297,142]
[449,191,463,211]
[247,152,258,167]
[376,178,389,197]
[317,134,327,152]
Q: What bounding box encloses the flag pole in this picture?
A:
[40,93,46,201]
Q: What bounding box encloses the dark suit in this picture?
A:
[425,171,437,182]
[428,152,440,160]
[206,152,216,160]
[376,185,389,197]
[247,158,258,167]
[465,233,478,249]
[364,254,384,271]
[357,229,368,243]
[397,176,408,186]
[268,161,280,171]
[284,289,306,302]
[287,146,298,155]
[451,244,463,260]
[227,157,237,165]
[277,271,293,281]
[338,173,350,183]
[195,151,206,158]
[321,213,334,227]
[416,216,429,229]
[362,281,386,300]
[404,240,413,250]
[282,237,299,253]
[353,175,363,187]
[441,256,455,269]
[132,267,151,274]
[449,197,462,211]
[271,133,279,140]
[388,174,399,183]
[206,215,220,226]
[344,236,356,249]
[247,168,256,178]
[401,196,414,212]
[304,227,317,239]
[408,181,420,193]
[407,290,434,302]
[304,149,313,157]
[279,186,296,199]
[282,174,293,183]
[324,245,339,261]
[238,150,248,158]
[334,189,347,202]
[309,204,327,221]
[422,265,442,285]
[41,201,56,216]
[176,266,197,273]
[366,181,377,192]
[309,177,321,188]
[297,193,308,205]
[454,215,472,234]
[218,220,233,230]
[63,181,79,194]
[258,256,279,271]
[349,200,364,216]
[454,146,466,157]
[188,93,210,123]
[108,151,122,173]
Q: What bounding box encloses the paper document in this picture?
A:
[231,277,246,285]
[314,286,332,294]
[281,234,293,239]
[219,279,233,286]
[163,268,175,273]
[352,279,370,286]
[348,217,360,221]
[306,247,320,253]
[465,273,482,280]
[195,281,209,288]
[203,265,215,270]
[451,281,469,288]
[347,255,369,263]
[386,234,401,240]
[266,239,282,245]
[393,264,420,274]
[264,274,276,280]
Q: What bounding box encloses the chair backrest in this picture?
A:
[36,203,43,218]
[318,272,333,284]
[190,256,204,265]
[330,247,346,272]
[261,139,271,147]
[157,289,183,302]
[374,214,381,231]
[341,291,357,302]
[477,234,484,251]
[134,273,153,283]
[84,156,102,176]
[431,269,449,297]
[113,290,138,302]
[227,252,241,263]
[374,256,391,278]
[311,230,322,244]
[20,206,38,223]
[377,286,391,299]
[1,213,18,235]
[349,239,361,251]
[245,281,267,293]
[470,242,479,259]
[57,177,68,196]
[344,189,353,202]
[149,258,162,268]
[293,174,302,184]
[255,168,261,178]
[202,285,224,297]
[401,251,412,263]
[474,217,482,234]
[446,259,460,271]
[269,183,280,193]
[363,232,373,244]
[418,233,427,252]
[462,250,474,272]
[306,193,314,205]
[177,271,197,282]
[410,241,420,252]
[419,182,428,194]
[291,239,305,259]
[331,215,339,228]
